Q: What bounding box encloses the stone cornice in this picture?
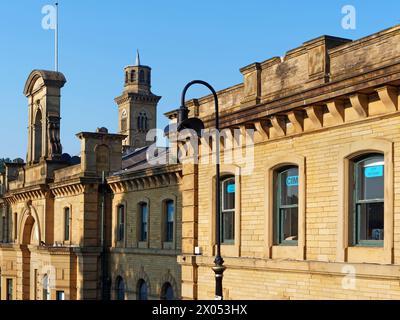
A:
[179,255,400,281]
[204,61,400,129]
[76,131,126,140]
[109,247,180,257]
[114,92,161,105]
[107,164,182,193]
[329,24,400,56]
[4,184,48,205]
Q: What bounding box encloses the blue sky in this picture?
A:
[1,0,399,159]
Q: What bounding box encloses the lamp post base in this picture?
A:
[212,264,227,300]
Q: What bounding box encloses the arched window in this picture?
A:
[137,279,148,300]
[125,72,128,84]
[117,205,125,242]
[34,109,43,163]
[274,166,299,245]
[43,274,50,300]
[116,276,125,300]
[64,207,70,241]
[139,70,145,83]
[143,114,148,131]
[221,176,235,244]
[139,203,148,242]
[130,70,136,82]
[164,200,174,242]
[137,112,148,132]
[161,282,174,300]
[351,153,384,246]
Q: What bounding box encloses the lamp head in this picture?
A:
[177,105,204,137]
[177,106,189,125]
[177,117,205,137]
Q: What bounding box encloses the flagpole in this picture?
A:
[55,2,59,72]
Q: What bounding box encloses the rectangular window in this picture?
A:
[165,200,174,242]
[353,154,384,246]
[56,291,65,300]
[275,167,299,245]
[221,177,235,244]
[64,208,70,241]
[117,205,125,242]
[140,203,148,242]
[6,279,13,301]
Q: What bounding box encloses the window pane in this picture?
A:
[117,278,125,300]
[162,283,174,300]
[166,201,174,223]
[118,206,124,241]
[119,225,124,241]
[141,204,148,223]
[64,208,70,241]
[119,206,125,223]
[141,204,148,241]
[222,211,234,242]
[280,207,298,242]
[165,201,174,242]
[43,275,50,300]
[222,178,235,211]
[357,156,384,200]
[138,281,148,300]
[7,279,13,300]
[357,202,384,241]
[166,222,174,242]
[56,291,65,301]
[279,168,299,206]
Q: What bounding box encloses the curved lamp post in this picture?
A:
[177,80,226,300]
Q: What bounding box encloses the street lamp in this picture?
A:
[177,80,226,300]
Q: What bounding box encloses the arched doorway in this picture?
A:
[137,279,148,300]
[161,282,174,300]
[22,215,35,245]
[21,215,35,300]
[115,276,125,300]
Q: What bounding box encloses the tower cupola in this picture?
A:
[115,51,161,151]
[124,50,152,95]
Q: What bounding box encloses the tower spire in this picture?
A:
[135,50,141,66]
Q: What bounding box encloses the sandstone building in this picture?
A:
[2,25,400,300]
[0,57,182,300]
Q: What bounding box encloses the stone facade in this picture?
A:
[107,162,182,300]
[179,25,400,300]
[2,24,400,300]
[0,59,181,300]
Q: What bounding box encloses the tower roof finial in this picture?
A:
[135,49,141,66]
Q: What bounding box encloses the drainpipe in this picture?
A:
[100,171,108,300]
